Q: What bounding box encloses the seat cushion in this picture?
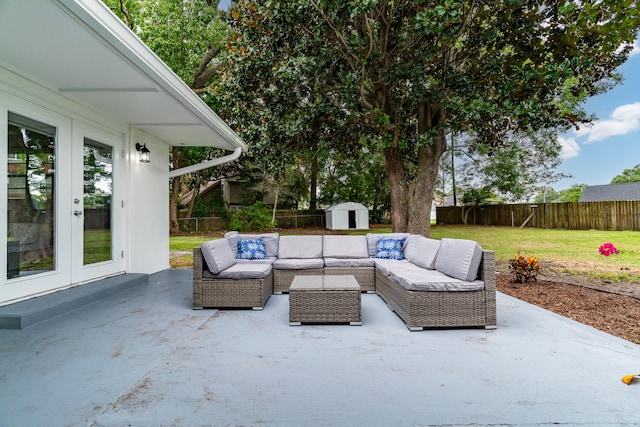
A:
[434,238,483,282]
[389,268,485,292]
[203,263,272,280]
[235,256,278,265]
[278,235,323,259]
[366,233,410,257]
[200,239,236,274]
[322,235,368,258]
[373,258,417,276]
[323,257,375,268]
[403,235,440,270]
[273,258,325,270]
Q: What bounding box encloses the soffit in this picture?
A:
[0,0,246,151]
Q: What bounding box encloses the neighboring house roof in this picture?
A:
[579,183,640,202]
[180,180,221,207]
[0,0,247,152]
[327,202,368,211]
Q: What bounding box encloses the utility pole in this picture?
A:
[451,132,457,206]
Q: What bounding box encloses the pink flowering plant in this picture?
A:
[598,242,620,257]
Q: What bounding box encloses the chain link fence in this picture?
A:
[178,212,325,233]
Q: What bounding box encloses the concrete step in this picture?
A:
[0,273,149,329]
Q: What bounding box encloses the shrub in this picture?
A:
[229,202,274,232]
[508,252,540,283]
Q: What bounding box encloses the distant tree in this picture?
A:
[534,184,586,203]
[561,184,587,202]
[611,164,640,184]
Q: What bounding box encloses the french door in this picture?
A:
[70,123,124,284]
[3,99,124,300]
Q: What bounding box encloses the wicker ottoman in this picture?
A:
[289,275,361,326]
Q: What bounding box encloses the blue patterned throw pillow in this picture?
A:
[237,238,267,260]
[373,237,405,260]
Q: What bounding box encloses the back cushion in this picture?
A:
[322,235,368,258]
[366,233,410,257]
[434,238,483,281]
[278,235,323,259]
[404,235,441,270]
[238,232,279,257]
[200,239,237,274]
[224,231,239,257]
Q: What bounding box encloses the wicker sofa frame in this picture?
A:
[193,247,272,310]
[375,250,496,330]
[192,239,497,330]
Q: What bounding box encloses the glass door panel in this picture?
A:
[6,112,56,279]
[83,139,112,265]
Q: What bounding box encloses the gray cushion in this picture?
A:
[434,238,483,281]
[238,233,279,257]
[200,239,236,274]
[389,268,485,292]
[224,231,239,257]
[323,257,375,268]
[374,258,425,277]
[403,235,440,270]
[322,235,368,258]
[235,256,277,265]
[278,235,323,259]
[273,258,325,270]
[366,233,410,256]
[203,263,272,280]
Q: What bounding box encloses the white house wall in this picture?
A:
[128,129,170,274]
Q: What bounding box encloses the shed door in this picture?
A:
[348,210,356,229]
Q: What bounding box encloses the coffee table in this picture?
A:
[289,275,361,326]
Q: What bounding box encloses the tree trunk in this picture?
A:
[383,145,408,232]
[169,147,182,235]
[309,155,318,212]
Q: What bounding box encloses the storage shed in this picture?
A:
[326,202,369,230]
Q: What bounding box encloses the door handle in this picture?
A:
[74,210,83,217]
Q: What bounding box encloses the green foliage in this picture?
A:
[222,0,640,235]
[229,202,274,232]
[611,164,640,184]
[534,184,586,203]
[192,191,229,221]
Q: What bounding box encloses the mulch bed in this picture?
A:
[496,273,640,345]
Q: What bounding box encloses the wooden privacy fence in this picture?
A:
[436,201,640,231]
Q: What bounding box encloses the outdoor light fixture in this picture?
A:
[135,143,150,163]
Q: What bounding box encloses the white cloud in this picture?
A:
[576,102,640,143]
[558,136,580,159]
[631,40,640,57]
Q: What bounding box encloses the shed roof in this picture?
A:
[327,202,368,211]
[579,183,640,202]
[0,0,247,152]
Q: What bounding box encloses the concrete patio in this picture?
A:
[1,268,639,426]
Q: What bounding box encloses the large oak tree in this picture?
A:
[225,0,640,235]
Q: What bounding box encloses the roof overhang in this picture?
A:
[0,0,247,152]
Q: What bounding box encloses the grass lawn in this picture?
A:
[171,225,640,281]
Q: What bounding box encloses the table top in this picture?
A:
[290,275,360,291]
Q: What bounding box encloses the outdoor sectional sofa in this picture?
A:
[193,232,497,330]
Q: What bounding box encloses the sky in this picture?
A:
[554,41,640,191]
